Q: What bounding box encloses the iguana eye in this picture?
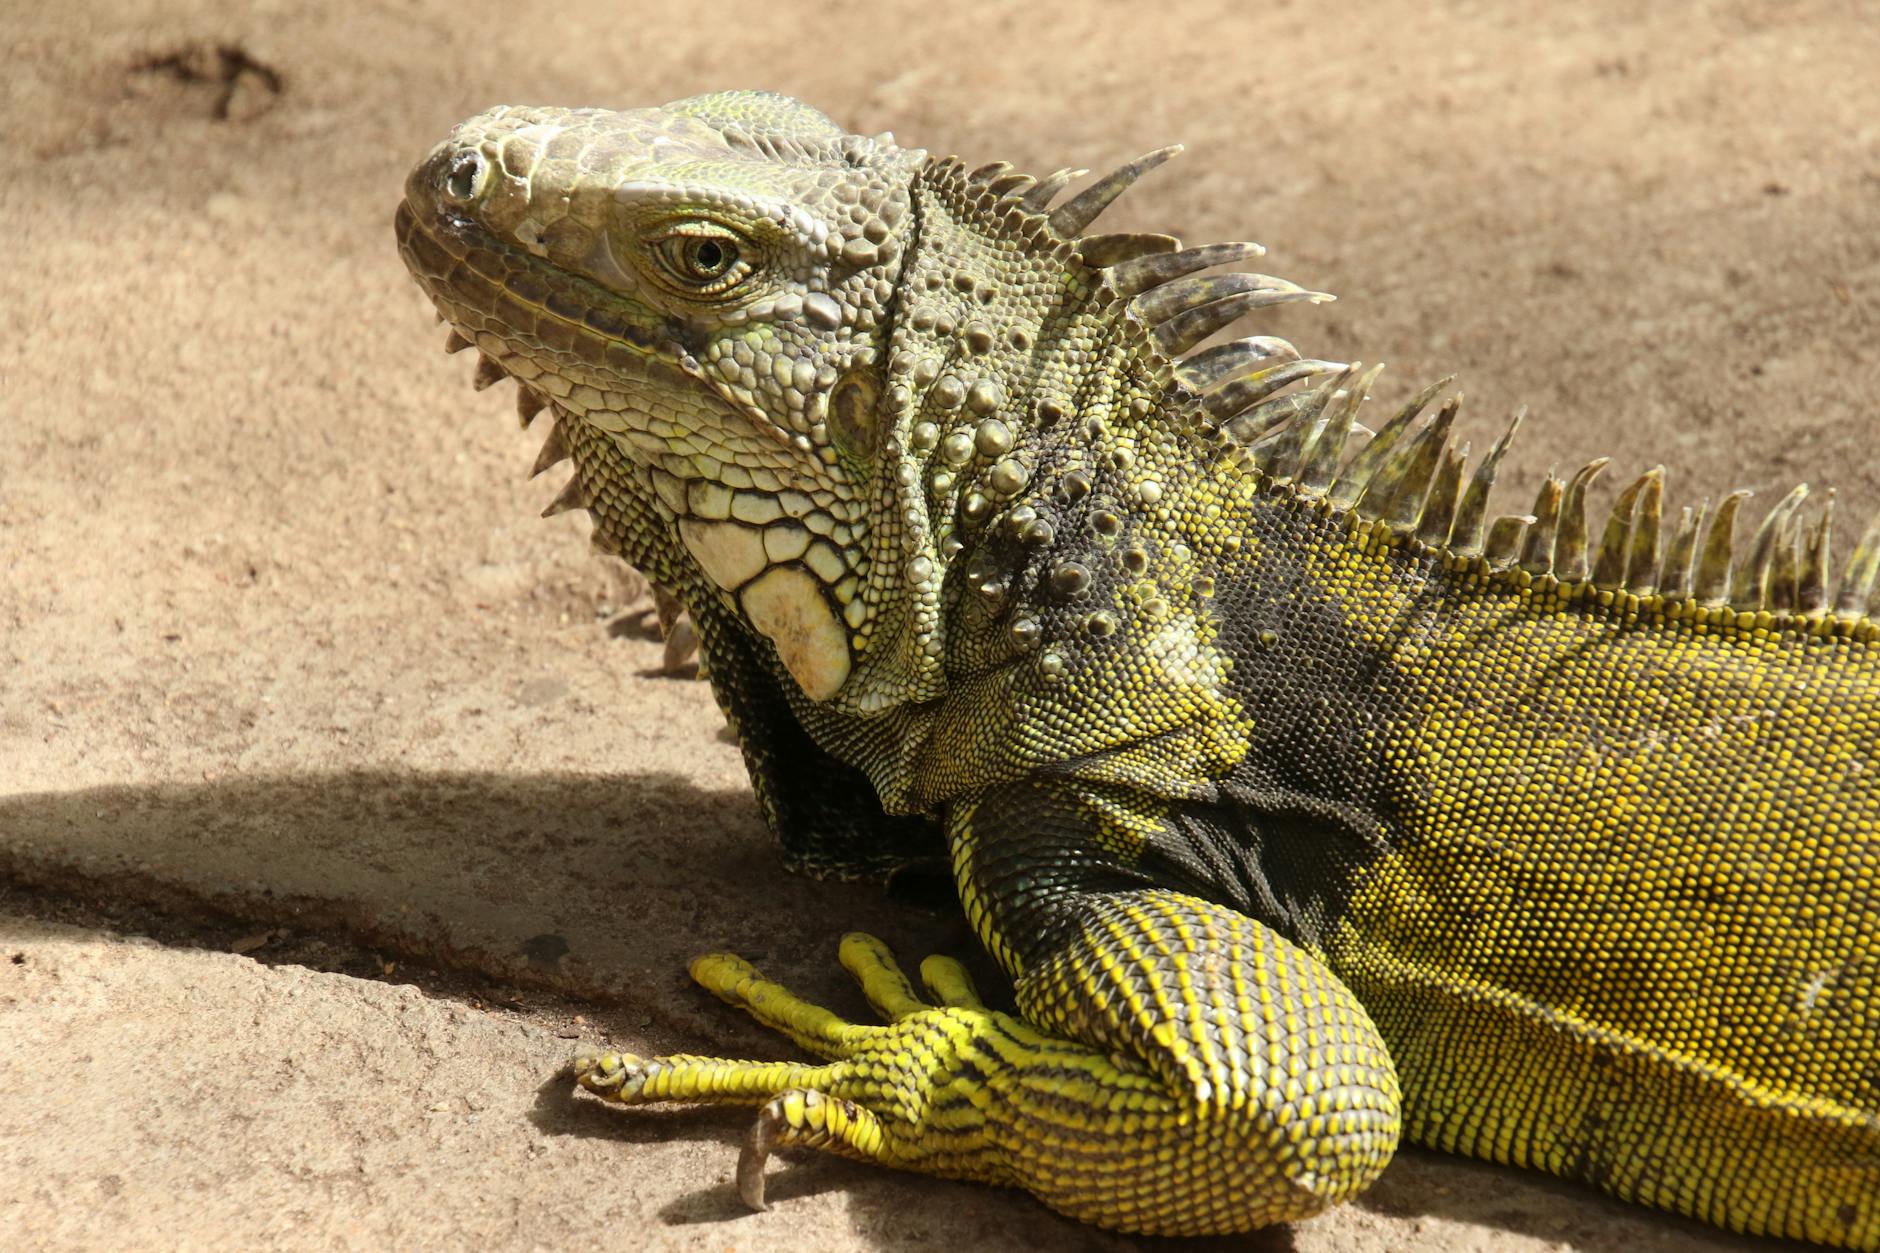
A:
[689,239,732,274]
[649,225,751,295]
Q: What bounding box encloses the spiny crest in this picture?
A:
[944,145,1186,241]
[973,149,1880,632]
[926,156,1090,260]
[1210,367,1880,630]
[940,143,1345,444]
[933,142,1218,266]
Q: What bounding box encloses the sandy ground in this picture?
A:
[3,0,1877,1248]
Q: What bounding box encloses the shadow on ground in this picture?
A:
[0,772,1767,1250]
[0,769,984,1013]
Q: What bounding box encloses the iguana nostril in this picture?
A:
[442,151,484,203]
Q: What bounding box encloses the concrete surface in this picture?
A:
[3,0,1876,1248]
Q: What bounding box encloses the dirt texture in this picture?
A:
[3,0,1876,1249]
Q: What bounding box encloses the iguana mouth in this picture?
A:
[394,197,696,399]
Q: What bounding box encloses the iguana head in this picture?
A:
[398,90,1337,712]
[397,92,930,703]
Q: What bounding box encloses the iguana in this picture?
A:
[395,91,1878,1246]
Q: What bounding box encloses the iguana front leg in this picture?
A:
[576,781,1401,1235]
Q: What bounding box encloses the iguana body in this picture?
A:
[396,92,1878,1245]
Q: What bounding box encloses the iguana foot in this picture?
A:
[574,933,1019,1205]
[573,926,1399,1236]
